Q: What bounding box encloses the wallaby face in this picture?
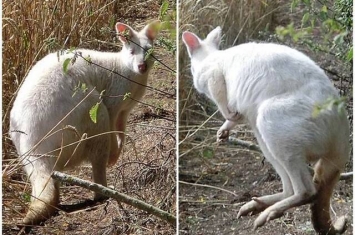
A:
[116,22,158,74]
[182,27,349,235]
[9,21,159,225]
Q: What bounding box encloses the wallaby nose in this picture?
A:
[138,63,147,73]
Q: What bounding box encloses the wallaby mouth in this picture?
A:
[138,62,147,73]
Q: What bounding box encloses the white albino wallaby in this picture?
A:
[182,27,349,235]
[10,21,160,225]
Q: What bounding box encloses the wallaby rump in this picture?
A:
[182,26,349,234]
[10,21,159,225]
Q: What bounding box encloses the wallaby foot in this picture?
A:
[23,199,58,225]
[23,168,60,225]
[253,193,316,229]
[23,179,59,225]
[237,193,286,218]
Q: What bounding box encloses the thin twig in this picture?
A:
[179,180,238,197]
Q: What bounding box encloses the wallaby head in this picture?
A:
[116,21,160,74]
[182,26,222,75]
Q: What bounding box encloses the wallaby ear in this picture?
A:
[115,22,134,43]
[182,31,201,57]
[142,20,160,41]
[205,26,222,48]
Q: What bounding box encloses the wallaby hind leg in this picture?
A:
[253,156,317,229]
[237,130,294,218]
[251,103,318,229]
[23,160,59,225]
[311,159,347,235]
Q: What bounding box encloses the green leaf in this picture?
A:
[144,48,154,61]
[159,0,169,19]
[321,5,328,13]
[337,100,345,114]
[85,55,92,64]
[22,192,31,202]
[320,5,328,20]
[202,148,214,159]
[312,105,321,118]
[302,0,311,6]
[346,47,353,61]
[301,13,310,27]
[68,47,76,53]
[291,0,299,12]
[63,58,71,73]
[81,83,88,92]
[89,102,100,123]
[160,21,171,30]
[123,92,131,100]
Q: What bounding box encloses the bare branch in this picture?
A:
[51,171,176,225]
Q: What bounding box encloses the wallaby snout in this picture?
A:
[138,62,147,73]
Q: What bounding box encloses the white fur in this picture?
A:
[10,21,159,224]
[182,27,349,234]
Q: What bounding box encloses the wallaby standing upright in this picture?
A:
[10,21,159,225]
[182,27,349,235]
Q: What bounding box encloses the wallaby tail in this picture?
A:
[311,159,347,235]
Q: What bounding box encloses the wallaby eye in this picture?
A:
[129,49,134,55]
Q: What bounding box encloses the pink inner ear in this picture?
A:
[116,23,127,33]
[116,23,131,43]
[146,28,156,41]
[183,32,200,53]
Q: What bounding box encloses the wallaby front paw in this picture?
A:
[217,129,229,142]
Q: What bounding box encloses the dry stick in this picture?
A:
[51,171,176,225]
[227,136,261,152]
[227,136,352,180]
[179,180,238,198]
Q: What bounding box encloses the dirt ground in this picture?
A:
[2,1,176,235]
[178,1,353,235]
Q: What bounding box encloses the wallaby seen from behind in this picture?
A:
[10,21,160,225]
[182,27,349,235]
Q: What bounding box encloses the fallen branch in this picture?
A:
[228,136,261,152]
[51,171,176,225]
[227,137,352,180]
